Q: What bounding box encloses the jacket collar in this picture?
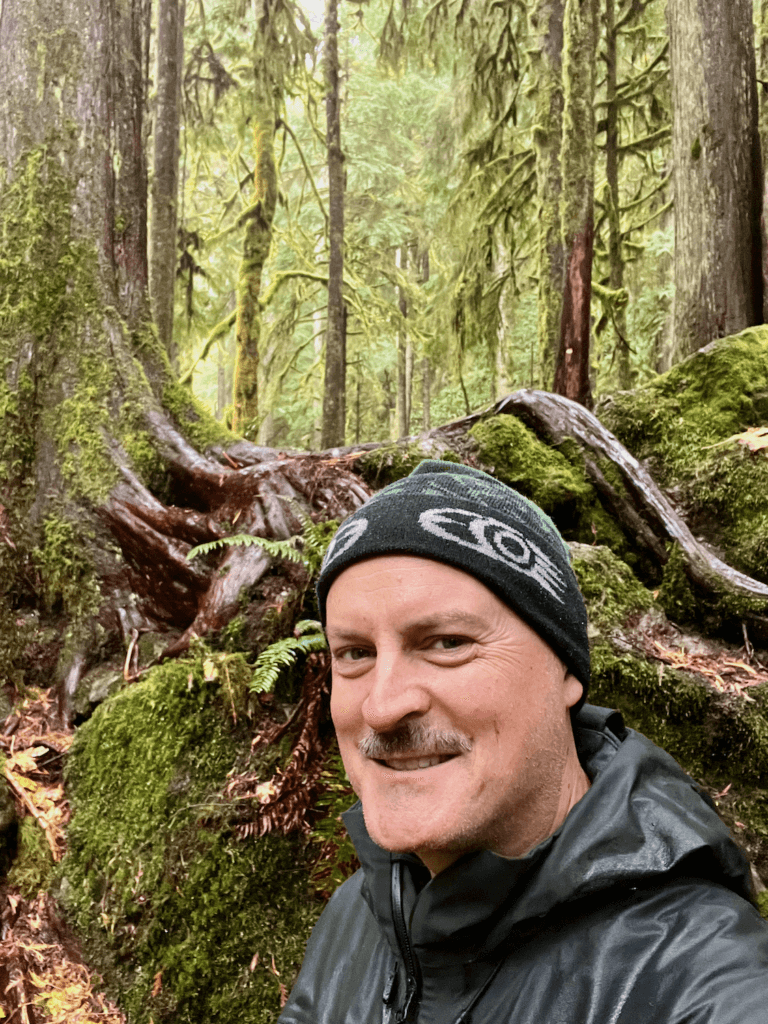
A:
[342,704,753,966]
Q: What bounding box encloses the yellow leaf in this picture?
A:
[203,658,218,681]
[730,426,768,452]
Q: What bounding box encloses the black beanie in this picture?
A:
[316,460,590,705]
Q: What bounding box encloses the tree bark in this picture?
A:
[149,0,185,367]
[396,246,412,437]
[231,66,277,434]
[668,0,763,355]
[603,0,630,389]
[321,0,347,448]
[531,0,566,388]
[554,0,597,407]
[758,0,768,323]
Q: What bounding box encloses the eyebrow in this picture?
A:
[326,610,488,642]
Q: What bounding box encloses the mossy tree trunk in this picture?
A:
[0,0,366,722]
[668,0,763,356]
[531,0,566,389]
[321,0,347,448]
[758,0,768,323]
[396,245,413,438]
[231,49,278,436]
[149,0,185,369]
[553,0,597,407]
[603,0,630,390]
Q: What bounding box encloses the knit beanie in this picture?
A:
[316,460,590,705]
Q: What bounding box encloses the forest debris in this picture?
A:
[647,639,768,697]
[0,893,125,1024]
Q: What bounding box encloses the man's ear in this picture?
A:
[563,672,583,710]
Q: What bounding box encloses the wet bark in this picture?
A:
[149,0,185,366]
[553,0,597,407]
[321,0,347,448]
[603,0,629,389]
[668,0,763,355]
[231,83,277,434]
[531,0,566,388]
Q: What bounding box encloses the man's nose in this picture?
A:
[361,650,431,733]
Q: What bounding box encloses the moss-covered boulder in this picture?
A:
[572,544,768,895]
[61,655,323,1024]
[600,327,768,583]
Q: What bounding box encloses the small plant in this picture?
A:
[250,620,327,694]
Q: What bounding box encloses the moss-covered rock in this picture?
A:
[61,655,322,1024]
[570,543,655,631]
[600,327,768,584]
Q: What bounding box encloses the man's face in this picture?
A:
[326,555,584,874]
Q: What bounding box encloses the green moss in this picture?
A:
[35,513,100,621]
[469,416,632,558]
[757,891,768,918]
[358,444,461,489]
[62,655,321,1023]
[8,817,55,898]
[163,380,235,452]
[571,544,654,630]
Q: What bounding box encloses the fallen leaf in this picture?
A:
[728,426,768,453]
[715,782,732,798]
[249,951,260,971]
[151,970,163,998]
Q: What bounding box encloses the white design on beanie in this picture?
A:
[322,517,369,570]
[419,507,566,602]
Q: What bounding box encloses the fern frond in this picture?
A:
[187,534,305,563]
[249,628,328,694]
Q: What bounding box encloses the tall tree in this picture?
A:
[667,0,763,355]
[231,1,280,434]
[554,0,598,406]
[149,0,186,366]
[321,0,347,447]
[531,0,566,387]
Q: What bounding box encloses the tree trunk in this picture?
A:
[553,0,597,407]
[531,0,566,389]
[396,246,412,437]
[149,0,185,367]
[231,72,277,434]
[0,0,367,723]
[604,0,630,389]
[321,0,347,448]
[668,0,763,355]
[758,0,768,322]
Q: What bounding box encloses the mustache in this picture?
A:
[359,722,472,760]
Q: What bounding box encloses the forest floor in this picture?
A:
[0,688,127,1024]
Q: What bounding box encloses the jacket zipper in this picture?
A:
[391,860,420,1022]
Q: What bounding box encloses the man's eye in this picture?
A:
[338,647,371,661]
[431,636,469,651]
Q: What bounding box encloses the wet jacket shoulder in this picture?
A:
[278,706,768,1024]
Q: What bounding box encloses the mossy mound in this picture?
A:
[470,416,631,558]
[61,656,322,1024]
[571,543,768,889]
[601,327,768,582]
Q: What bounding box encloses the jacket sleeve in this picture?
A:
[622,883,768,1024]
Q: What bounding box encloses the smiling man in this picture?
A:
[278,460,768,1024]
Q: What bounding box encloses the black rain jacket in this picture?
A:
[278,705,768,1023]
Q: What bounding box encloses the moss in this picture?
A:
[358,444,461,489]
[571,543,654,630]
[468,416,632,559]
[62,655,321,1023]
[163,379,234,451]
[8,817,55,898]
[35,513,100,621]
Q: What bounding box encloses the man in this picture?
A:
[278,460,768,1024]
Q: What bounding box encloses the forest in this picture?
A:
[2,0,768,1019]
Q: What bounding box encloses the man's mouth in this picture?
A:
[377,754,457,771]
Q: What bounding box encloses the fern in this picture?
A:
[249,620,327,694]
[187,534,305,563]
